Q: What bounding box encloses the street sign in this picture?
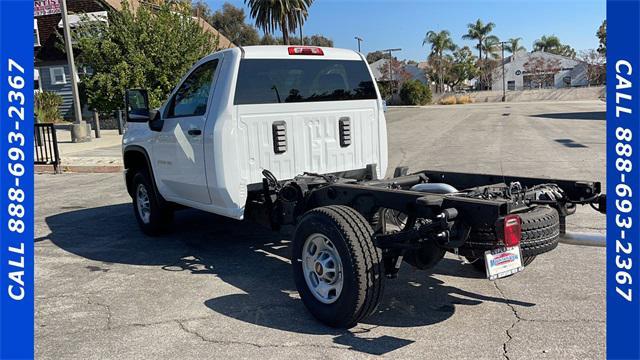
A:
[34,0,61,17]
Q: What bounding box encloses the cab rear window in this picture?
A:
[234,59,377,105]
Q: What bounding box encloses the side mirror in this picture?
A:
[125,89,150,122]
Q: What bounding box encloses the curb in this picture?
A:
[35,164,123,174]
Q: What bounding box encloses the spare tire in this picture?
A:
[459,205,560,260]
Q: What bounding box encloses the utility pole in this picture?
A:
[381,48,401,98]
[355,36,363,52]
[500,41,508,102]
[60,0,89,142]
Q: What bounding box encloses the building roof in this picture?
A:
[369,58,429,84]
[369,58,388,80]
[502,50,585,65]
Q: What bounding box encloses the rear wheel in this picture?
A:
[132,170,173,236]
[292,205,385,328]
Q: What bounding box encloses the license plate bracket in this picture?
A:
[484,245,524,280]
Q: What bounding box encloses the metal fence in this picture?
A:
[34,123,60,173]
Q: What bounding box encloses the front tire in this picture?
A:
[292,206,385,328]
[132,170,173,236]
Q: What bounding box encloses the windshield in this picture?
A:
[234,59,377,105]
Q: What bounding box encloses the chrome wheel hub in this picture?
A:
[136,183,151,224]
[302,233,343,304]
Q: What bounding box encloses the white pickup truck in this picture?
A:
[122,45,605,328]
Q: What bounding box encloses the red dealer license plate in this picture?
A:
[484,246,524,280]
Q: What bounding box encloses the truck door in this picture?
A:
[153,58,220,204]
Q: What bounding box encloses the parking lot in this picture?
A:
[35,100,606,359]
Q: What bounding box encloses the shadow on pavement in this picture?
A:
[42,203,534,355]
[531,111,606,121]
[554,138,588,148]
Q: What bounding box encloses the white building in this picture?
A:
[491,50,589,91]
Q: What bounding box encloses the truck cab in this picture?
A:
[123,45,387,220]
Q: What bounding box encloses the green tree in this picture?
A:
[448,46,478,89]
[400,79,431,105]
[423,30,456,93]
[505,37,526,54]
[533,35,561,51]
[260,33,280,45]
[74,1,217,113]
[305,34,333,47]
[244,0,314,45]
[191,0,212,18]
[533,35,576,58]
[210,2,260,46]
[366,51,390,64]
[462,19,496,61]
[597,20,606,55]
[289,34,333,46]
[480,35,500,60]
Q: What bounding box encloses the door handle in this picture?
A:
[188,129,202,136]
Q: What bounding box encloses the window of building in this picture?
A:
[166,60,218,118]
[34,69,41,92]
[50,67,66,85]
[507,81,515,91]
[34,19,40,47]
[563,76,571,87]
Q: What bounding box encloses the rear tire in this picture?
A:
[292,205,385,328]
[132,170,173,236]
[461,206,560,259]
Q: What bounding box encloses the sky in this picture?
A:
[203,0,605,61]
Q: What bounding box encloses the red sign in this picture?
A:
[34,0,61,17]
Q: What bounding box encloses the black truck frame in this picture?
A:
[242,165,606,327]
[248,165,606,277]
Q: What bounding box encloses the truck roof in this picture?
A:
[235,45,364,61]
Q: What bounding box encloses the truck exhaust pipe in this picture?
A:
[558,231,605,247]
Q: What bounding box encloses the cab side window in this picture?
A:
[167,59,218,118]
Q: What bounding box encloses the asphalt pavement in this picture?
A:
[35,100,606,359]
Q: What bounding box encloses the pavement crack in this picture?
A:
[493,281,521,360]
[175,320,356,351]
[87,299,113,330]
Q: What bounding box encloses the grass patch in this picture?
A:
[438,95,474,105]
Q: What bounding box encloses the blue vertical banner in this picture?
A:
[607,0,640,359]
[0,0,35,359]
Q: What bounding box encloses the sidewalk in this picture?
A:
[37,128,124,173]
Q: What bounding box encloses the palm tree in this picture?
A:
[423,30,456,93]
[244,0,313,45]
[480,35,500,60]
[533,35,562,52]
[505,37,526,55]
[462,19,496,61]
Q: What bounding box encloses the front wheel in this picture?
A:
[132,170,173,236]
[292,205,385,328]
